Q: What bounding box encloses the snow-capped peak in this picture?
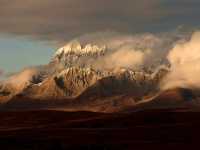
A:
[55,40,82,56]
[55,40,106,57]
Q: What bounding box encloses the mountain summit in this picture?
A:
[55,40,106,57]
[53,41,106,68]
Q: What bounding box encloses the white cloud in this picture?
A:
[161,31,200,90]
[74,32,183,70]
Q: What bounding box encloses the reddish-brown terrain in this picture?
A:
[0,108,200,150]
[0,87,200,149]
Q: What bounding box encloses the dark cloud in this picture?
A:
[159,0,200,30]
[0,0,162,43]
[0,0,199,43]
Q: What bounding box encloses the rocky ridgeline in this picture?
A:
[14,66,168,100]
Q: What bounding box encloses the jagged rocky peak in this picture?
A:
[53,67,104,97]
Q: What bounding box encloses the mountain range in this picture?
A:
[0,41,199,112]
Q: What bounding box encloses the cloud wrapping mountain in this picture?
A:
[98,47,151,69]
[55,32,186,71]
[52,31,200,92]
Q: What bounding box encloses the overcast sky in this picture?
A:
[0,0,200,76]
